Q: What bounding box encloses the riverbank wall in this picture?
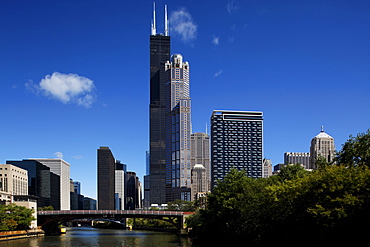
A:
[0,229,44,241]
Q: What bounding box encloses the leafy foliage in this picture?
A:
[277,163,309,181]
[0,204,35,230]
[127,217,175,229]
[38,205,54,211]
[167,199,196,212]
[336,129,370,167]
[188,130,370,246]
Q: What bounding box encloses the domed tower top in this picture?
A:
[314,126,334,139]
[309,126,336,169]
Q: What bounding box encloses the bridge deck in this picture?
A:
[38,210,192,218]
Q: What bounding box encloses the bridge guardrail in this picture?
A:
[37,210,191,217]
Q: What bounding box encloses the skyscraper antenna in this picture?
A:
[151,2,157,35]
[164,4,169,36]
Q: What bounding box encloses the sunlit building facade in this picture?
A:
[309,127,336,169]
[284,152,310,169]
[165,54,192,202]
[0,164,28,196]
[191,132,210,195]
[34,158,71,210]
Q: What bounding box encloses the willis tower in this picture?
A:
[146,4,170,206]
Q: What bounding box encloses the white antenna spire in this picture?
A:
[151,2,157,35]
[164,4,169,36]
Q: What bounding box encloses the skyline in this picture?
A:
[1,0,369,199]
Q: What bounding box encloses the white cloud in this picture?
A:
[212,36,220,46]
[227,0,239,14]
[170,8,197,43]
[72,155,83,160]
[53,151,64,159]
[214,70,223,77]
[28,72,96,108]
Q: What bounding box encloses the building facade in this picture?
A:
[50,172,60,210]
[284,152,310,169]
[126,172,139,210]
[34,158,70,210]
[165,54,192,202]
[262,158,273,178]
[0,164,28,196]
[83,196,97,210]
[190,132,210,195]
[97,147,116,210]
[309,127,336,169]
[7,160,54,208]
[210,110,264,190]
[191,164,207,201]
[115,161,126,210]
[148,4,171,206]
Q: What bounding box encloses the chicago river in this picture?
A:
[3,227,193,247]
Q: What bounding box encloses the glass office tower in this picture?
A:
[210,110,263,190]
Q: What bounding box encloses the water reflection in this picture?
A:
[5,227,193,247]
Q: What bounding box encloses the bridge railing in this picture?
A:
[38,210,192,217]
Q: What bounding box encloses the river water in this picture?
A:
[3,227,193,247]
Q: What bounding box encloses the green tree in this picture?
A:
[188,165,370,245]
[267,165,370,245]
[277,163,309,181]
[188,169,274,246]
[315,155,330,169]
[38,205,54,211]
[167,199,196,212]
[0,204,35,230]
[336,129,370,167]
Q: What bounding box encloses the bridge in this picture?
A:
[37,210,193,233]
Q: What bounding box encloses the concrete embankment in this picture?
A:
[0,229,44,241]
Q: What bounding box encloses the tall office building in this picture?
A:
[165,54,192,202]
[97,147,116,210]
[126,171,139,210]
[115,161,126,210]
[210,110,264,190]
[83,197,97,210]
[190,132,210,195]
[284,152,310,169]
[6,160,54,208]
[50,172,60,210]
[148,4,171,205]
[191,164,207,201]
[309,127,336,169]
[73,181,81,194]
[143,151,150,208]
[34,158,71,210]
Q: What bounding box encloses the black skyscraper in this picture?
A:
[97,146,115,210]
[147,4,170,205]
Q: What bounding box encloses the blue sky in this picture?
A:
[1,0,369,199]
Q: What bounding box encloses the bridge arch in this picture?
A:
[37,210,193,234]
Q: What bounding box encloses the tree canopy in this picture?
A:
[187,129,370,246]
[0,204,35,231]
[336,129,370,167]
